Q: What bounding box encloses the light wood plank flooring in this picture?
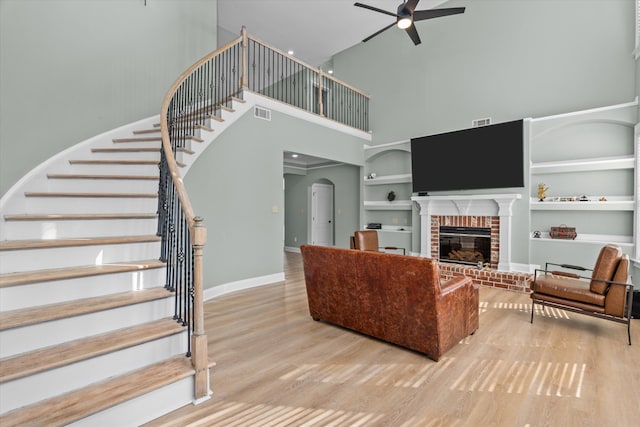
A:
[146,251,640,427]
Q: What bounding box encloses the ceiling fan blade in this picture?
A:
[413,7,466,22]
[405,24,422,45]
[362,22,396,42]
[405,0,421,14]
[354,2,398,18]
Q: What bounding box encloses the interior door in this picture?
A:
[311,183,333,246]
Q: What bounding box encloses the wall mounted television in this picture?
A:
[410,119,524,194]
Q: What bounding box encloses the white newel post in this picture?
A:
[411,194,522,271]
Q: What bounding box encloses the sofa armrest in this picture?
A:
[604,281,633,317]
[441,275,475,296]
[436,275,479,358]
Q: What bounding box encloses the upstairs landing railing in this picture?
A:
[158,27,369,401]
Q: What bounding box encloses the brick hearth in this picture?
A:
[439,263,533,293]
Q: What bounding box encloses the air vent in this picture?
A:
[472,117,492,127]
[254,106,271,121]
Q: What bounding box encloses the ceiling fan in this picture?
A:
[354,0,465,45]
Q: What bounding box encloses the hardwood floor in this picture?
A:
[145,251,640,427]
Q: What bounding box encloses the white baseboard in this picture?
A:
[284,246,301,253]
[203,272,285,301]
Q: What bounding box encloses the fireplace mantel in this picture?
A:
[411,194,522,271]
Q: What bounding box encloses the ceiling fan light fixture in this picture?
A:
[397,17,412,29]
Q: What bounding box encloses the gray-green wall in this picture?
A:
[0,0,218,196]
[334,0,635,140]
[184,108,364,289]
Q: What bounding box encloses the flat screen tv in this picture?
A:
[410,119,524,193]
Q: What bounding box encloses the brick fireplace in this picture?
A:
[412,194,532,293]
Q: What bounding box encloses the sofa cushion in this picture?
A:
[534,276,605,307]
[589,244,622,295]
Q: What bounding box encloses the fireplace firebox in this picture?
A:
[439,226,491,266]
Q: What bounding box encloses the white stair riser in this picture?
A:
[0,268,166,311]
[194,127,214,139]
[23,196,158,214]
[0,297,174,357]
[89,151,161,161]
[40,178,158,193]
[2,217,158,240]
[69,376,196,427]
[0,241,161,274]
[0,332,188,413]
[67,163,160,176]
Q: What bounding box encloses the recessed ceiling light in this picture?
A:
[291,154,299,158]
[288,50,294,55]
[328,70,334,74]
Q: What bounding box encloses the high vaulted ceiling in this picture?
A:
[217,0,448,68]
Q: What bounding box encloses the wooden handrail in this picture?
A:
[159,37,242,231]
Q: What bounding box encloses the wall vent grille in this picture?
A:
[472,117,492,127]
[254,106,272,121]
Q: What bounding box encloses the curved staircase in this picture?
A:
[0,111,245,425]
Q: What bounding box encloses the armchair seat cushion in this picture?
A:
[533,276,605,307]
[533,292,605,314]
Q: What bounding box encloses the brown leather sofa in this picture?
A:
[300,244,479,361]
[530,244,633,344]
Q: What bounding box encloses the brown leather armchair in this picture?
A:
[530,244,633,344]
[351,230,405,255]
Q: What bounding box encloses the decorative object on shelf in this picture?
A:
[387,191,396,202]
[599,197,607,202]
[532,230,541,238]
[537,183,549,201]
[578,195,589,201]
[549,224,577,240]
[367,172,377,180]
[366,223,382,229]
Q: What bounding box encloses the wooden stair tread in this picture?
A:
[0,287,172,331]
[0,234,161,251]
[0,318,185,383]
[24,191,157,198]
[111,136,162,143]
[0,355,202,427]
[0,259,165,287]
[68,159,159,165]
[133,128,161,134]
[91,147,160,153]
[46,173,158,180]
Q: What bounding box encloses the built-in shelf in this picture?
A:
[363,174,412,185]
[530,155,634,174]
[530,233,633,247]
[530,196,634,211]
[364,200,412,210]
[363,225,412,233]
